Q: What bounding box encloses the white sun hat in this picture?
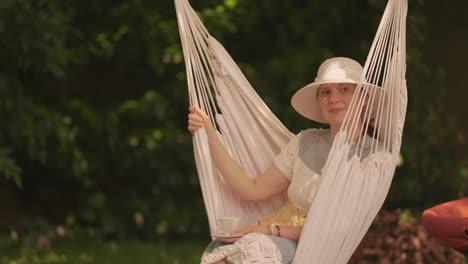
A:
[291,57,380,124]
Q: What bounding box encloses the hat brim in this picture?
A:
[291,81,383,124]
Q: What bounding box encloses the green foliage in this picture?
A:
[0,0,77,78]
[0,0,86,188]
[0,147,22,187]
[388,2,468,208]
[0,231,208,264]
[0,76,87,187]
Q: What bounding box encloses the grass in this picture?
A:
[0,236,210,264]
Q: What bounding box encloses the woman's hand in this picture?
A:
[187,105,216,136]
[220,225,268,243]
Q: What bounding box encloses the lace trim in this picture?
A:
[361,151,393,168]
[201,233,282,264]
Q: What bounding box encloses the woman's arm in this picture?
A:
[188,106,289,201]
[221,224,303,243]
[274,226,302,242]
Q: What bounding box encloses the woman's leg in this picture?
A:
[202,233,298,263]
[268,235,298,263]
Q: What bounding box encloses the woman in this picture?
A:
[188,57,376,263]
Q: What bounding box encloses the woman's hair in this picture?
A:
[366,121,379,139]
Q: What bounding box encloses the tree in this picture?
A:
[0,0,465,238]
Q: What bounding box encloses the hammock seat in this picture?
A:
[175,0,407,262]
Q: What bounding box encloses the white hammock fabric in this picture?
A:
[175,0,407,263]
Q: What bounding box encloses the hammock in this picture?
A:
[175,0,407,263]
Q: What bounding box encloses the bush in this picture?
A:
[350,209,466,263]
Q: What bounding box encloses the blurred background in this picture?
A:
[0,0,466,263]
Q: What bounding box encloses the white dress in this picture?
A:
[201,128,375,264]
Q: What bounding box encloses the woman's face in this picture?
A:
[317,83,360,126]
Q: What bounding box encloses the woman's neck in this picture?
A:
[329,120,365,141]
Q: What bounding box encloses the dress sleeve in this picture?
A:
[274,131,302,180]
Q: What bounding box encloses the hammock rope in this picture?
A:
[175,0,407,262]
